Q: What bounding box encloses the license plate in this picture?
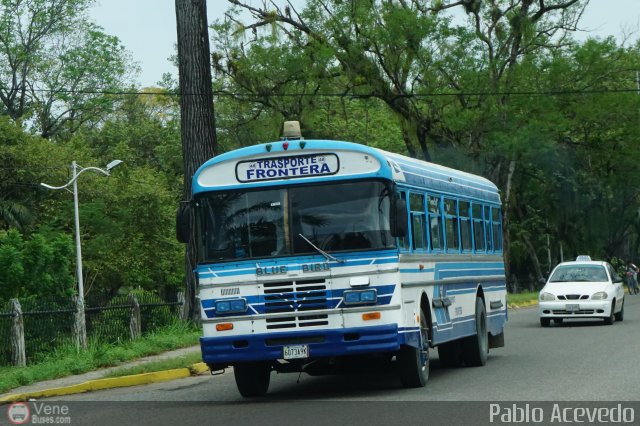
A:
[283,345,309,360]
[566,304,579,312]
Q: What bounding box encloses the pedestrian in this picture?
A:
[625,261,639,295]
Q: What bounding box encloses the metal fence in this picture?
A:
[21,297,77,363]
[1,292,184,366]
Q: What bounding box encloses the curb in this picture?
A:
[0,362,210,404]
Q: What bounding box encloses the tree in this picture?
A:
[0,0,133,138]
[175,0,217,321]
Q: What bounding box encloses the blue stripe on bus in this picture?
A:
[201,284,396,318]
[196,251,399,279]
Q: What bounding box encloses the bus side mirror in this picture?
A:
[391,198,407,238]
[176,202,191,244]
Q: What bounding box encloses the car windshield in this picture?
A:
[195,180,395,262]
[548,265,608,283]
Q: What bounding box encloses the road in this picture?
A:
[39,296,640,424]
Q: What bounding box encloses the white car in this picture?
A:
[538,256,625,326]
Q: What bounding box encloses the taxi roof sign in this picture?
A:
[575,255,592,261]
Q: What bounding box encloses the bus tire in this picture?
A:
[233,361,271,397]
[462,297,488,367]
[438,340,463,368]
[398,308,430,388]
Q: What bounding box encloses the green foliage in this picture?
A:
[0,229,74,300]
[0,0,135,138]
[0,321,200,393]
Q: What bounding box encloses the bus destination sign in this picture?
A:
[236,153,339,182]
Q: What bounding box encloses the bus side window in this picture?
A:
[428,195,443,251]
[459,200,472,251]
[397,191,410,250]
[472,204,485,252]
[444,198,460,252]
[492,207,503,251]
[484,205,493,252]
[410,193,427,251]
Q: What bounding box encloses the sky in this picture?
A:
[88,0,640,88]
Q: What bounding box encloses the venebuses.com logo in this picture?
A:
[6,401,71,424]
[7,402,30,425]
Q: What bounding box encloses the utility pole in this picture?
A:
[175,0,217,322]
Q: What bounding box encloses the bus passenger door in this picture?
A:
[432,265,453,332]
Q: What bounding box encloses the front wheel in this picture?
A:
[234,361,271,397]
[614,300,624,322]
[540,318,550,327]
[462,297,488,367]
[604,301,615,325]
[398,308,430,387]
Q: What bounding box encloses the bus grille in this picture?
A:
[263,279,329,329]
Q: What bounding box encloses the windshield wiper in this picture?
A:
[297,233,345,263]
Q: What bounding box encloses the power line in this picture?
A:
[7,86,640,98]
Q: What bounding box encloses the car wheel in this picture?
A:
[614,300,624,322]
[398,307,430,387]
[540,318,550,327]
[603,301,615,325]
[234,361,271,397]
[553,318,563,325]
[461,297,488,367]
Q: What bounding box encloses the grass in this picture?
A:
[103,352,203,378]
[0,321,201,394]
[507,290,539,307]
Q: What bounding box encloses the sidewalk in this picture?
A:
[0,345,208,403]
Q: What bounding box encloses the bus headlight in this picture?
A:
[215,298,248,314]
[343,289,377,306]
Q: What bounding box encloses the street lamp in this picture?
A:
[40,160,123,349]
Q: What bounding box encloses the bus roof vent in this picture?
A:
[281,121,303,140]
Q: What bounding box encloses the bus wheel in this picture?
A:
[398,308,430,387]
[438,340,463,368]
[234,361,271,397]
[462,297,488,367]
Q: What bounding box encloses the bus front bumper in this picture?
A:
[200,324,418,365]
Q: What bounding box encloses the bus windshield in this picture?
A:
[196,180,395,262]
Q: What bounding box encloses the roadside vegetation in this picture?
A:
[0,322,200,394]
[507,291,539,307]
[104,352,203,378]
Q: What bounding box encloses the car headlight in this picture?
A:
[591,291,608,300]
[215,298,248,314]
[539,292,556,301]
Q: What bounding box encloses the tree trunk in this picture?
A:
[10,299,26,367]
[175,0,217,323]
[502,159,517,286]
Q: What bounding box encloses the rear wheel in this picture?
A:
[614,300,624,322]
[398,308,430,387]
[234,361,271,397]
[540,318,550,327]
[462,297,488,367]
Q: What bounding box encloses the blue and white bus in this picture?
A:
[177,122,507,397]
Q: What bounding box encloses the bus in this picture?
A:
[176,122,507,397]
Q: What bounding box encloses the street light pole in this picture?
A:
[71,161,85,310]
[41,159,123,350]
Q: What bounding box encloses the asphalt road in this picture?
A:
[38,296,640,425]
